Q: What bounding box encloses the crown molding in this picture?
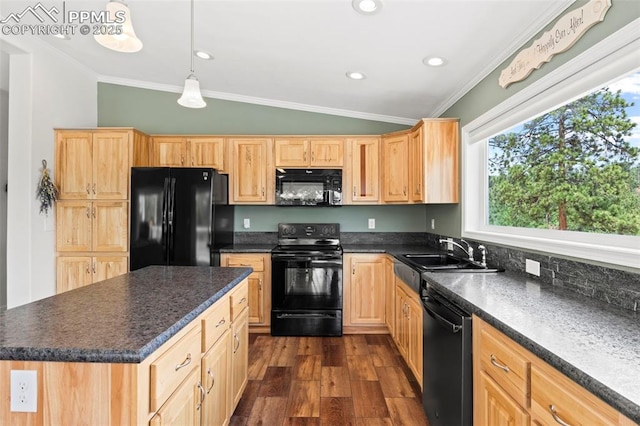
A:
[430,0,575,117]
[97,75,417,126]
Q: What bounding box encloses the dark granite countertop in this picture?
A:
[421,270,640,423]
[0,266,252,364]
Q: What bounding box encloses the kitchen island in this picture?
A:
[0,265,252,425]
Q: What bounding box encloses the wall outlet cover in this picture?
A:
[525,259,541,276]
[368,218,375,229]
[10,370,37,412]
[243,218,250,229]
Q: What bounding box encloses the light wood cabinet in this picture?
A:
[476,370,530,426]
[381,119,459,204]
[274,138,344,167]
[345,138,380,204]
[150,366,202,426]
[221,253,271,328]
[151,136,227,172]
[56,201,128,253]
[230,301,249,412]
[55,130,131,200]
[229,138,273,204]
[473,315,634,426]
[394,277,423,386]
[384,256,395,333]
[201,328,231,426]
[56,255,127,293]
[382,133,410,202]
[344,253,386,326]
[55,129,145,293]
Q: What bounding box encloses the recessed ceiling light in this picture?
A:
[194,50,213,60]
[352,0,383,15]
[423,56,446,67]
[346,71,366,80]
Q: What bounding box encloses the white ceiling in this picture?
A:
[33,0,572,124]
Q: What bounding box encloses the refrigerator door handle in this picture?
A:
[168,177,177,261]
[161,177,170,260]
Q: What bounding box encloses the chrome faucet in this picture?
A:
[478,245,487,267]
[439,238,474,262]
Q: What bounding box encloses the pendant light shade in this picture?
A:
[178,74,206,108]
[94,1,143,53]
[178,0,206,108]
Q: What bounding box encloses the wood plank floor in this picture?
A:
[230,334,429,426]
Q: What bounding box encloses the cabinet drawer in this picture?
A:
[531,363,619,425]
[150,325,201,412]
[478,325,530,409]
[201,298,231,352]
[229,281,249,320]
[225,255,264,272]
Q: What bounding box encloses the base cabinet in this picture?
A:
[201,330,231,426]
[473,316,634,426]
[394,279,422,386]
[221,253,271,328]
[230,307,249,411]
[150,367,202,426]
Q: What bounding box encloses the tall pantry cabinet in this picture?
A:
[54,129,150,293]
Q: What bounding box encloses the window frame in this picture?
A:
[462,18,640,270]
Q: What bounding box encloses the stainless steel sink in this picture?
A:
[400,253,504,273]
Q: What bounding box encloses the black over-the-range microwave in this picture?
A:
[275,168,342,206]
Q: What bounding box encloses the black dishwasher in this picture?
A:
[421,281,472,426]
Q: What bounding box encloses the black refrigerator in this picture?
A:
[129,167,234,271]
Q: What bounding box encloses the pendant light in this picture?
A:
[178,0,206,108]
[94,0,143,53]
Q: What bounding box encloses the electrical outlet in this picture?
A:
[430,219,435,230]
[243,218,250,229]
[368,218,375,229]
[525,259,540,276]
[11,370,37,412]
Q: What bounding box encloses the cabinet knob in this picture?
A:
[86,183,90,194]
[196,381,206,410]
[85,263,91,274]
[92,183,96,194]
[92,263,96,274]
[92,207,96,218]
[353,186,356,197]
[215,318,226,328]
[261,187,265,197]
[403,186,407,196]
[233,333,240,353]
[86,208,90,219]
[311,151,315,162]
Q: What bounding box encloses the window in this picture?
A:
[463,21,640,269]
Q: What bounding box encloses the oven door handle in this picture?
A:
[276,313,337,318]
[272,255,342,261]
[423,298,462,334]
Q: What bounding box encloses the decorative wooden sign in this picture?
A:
[499,0,612,88]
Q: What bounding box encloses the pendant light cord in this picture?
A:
[189,0,195,74]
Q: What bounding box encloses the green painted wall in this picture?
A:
[97,83,409,135]
[434,0,640,237]
[96,1,638,236]
[235,205,428,232]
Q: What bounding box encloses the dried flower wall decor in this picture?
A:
[36,159,58,216]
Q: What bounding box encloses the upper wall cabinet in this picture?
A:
[151,136,227,172]
[274,138,344,167]
[229,138,273,204]
[382,119,459,204]
[381,133,411,203]
[55,130,132,200]
[344,137,380,204]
